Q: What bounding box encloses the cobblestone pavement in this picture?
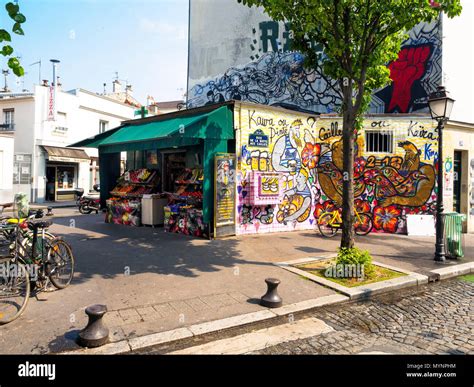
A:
[255,278,474,355]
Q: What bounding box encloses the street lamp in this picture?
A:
[428,86,455,262]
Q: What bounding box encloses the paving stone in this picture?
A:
[254,278,474,355]
[152,303,175,317]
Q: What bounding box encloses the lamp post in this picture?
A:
[427,86,455,262]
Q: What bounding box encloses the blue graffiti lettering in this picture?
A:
[424,143,438,162]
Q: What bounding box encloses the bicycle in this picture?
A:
[0,218,74,324]
[317,207,373,238]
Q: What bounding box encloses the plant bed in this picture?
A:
[295,259,406,288]
[460,274,474,283]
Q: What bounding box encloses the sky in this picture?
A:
[3,0,189,104]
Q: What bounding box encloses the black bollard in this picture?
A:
[78,304,109,348]
[46,207,54,216]
[260,278,282,308]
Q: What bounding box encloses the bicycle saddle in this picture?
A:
[27,219,53,230]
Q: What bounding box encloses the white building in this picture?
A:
[0,84,136,203]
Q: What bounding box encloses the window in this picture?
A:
[99,120,109,134]
[2,109,14,131]
[365,130,394,153]
[53,112,68,135]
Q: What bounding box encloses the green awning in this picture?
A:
[69,125,125,148]
[69,105,234,152]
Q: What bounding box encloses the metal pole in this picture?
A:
[434,119,446,262]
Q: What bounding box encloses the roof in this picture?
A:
[69,104,234,153]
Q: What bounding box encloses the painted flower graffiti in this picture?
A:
[314,200,339,220]
[354,157,367,179]
[301,143,322,170]
[373,205,402,233]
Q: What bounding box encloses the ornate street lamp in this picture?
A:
[428,86,455,262]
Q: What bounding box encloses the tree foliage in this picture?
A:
[238,0,461,248]
[0,1,26,77]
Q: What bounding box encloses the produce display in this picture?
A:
[105,199,141,226]
[126,168,157,184]
[164,204,207,237]
[175,168,204,185]
[107,168,160,227]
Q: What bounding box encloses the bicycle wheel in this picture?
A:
[47,238,74,289]
[317,213,339,238]
[354,213,373,236]
[18,230,55,263]
[0,259,30,325]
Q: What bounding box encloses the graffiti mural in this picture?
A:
[188,18,441,114]
[236,106,440,235]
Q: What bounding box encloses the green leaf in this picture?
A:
[0,29,11,42]
[12,65,24,77]
[8,57,20,68]
[5,2,19,17]
[13,13,26,24]
[2,45,13,56]
[12,23,24,35]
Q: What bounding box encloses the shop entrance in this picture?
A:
[453,151,462,213]
[45,163,77,201]
[162,151,186,192]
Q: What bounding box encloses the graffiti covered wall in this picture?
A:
[235,103,442,235]
[188,0,442,115]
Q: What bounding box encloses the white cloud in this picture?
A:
[139,18,187,41]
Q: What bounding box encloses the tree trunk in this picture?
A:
[340,83,356,249]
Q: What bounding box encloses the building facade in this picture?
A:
[187,0,474,232]
[0,85,136,203]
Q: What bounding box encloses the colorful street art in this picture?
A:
[188,19,441,115]
[236,106,441,235]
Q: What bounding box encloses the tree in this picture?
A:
[239,0,461,248]
[0,1,26,77]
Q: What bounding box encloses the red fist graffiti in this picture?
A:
[388,45,432,113]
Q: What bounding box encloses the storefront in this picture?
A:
[42,145,90,201]
[70,104,234,237]
[71,101,473,237]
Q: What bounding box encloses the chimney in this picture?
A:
[125,84,133,95]
[42,79,49,87]
[112,79,121,93]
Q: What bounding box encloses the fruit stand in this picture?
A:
[106,168,160,226]
[164,168,207,237]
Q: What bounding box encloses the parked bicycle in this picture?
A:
[0,216,74,324]
[317,207,373,238]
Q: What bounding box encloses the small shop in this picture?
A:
[42,145,90,201]
[71,101,473,237]
[70,104,235,238]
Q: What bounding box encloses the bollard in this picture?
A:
[46,207,54,216]
[260,278,282,308]
[77,304,109,348]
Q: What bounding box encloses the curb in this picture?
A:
[274,258,429,300]
[429,261,474,280]
[60,259,473,355]
[60,294,349,355]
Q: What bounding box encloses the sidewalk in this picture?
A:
[0,212,472,354]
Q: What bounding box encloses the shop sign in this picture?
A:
[248,129,269,148]
[214,154,236,237]
[47,85,55,121]
[48,156,87,164]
